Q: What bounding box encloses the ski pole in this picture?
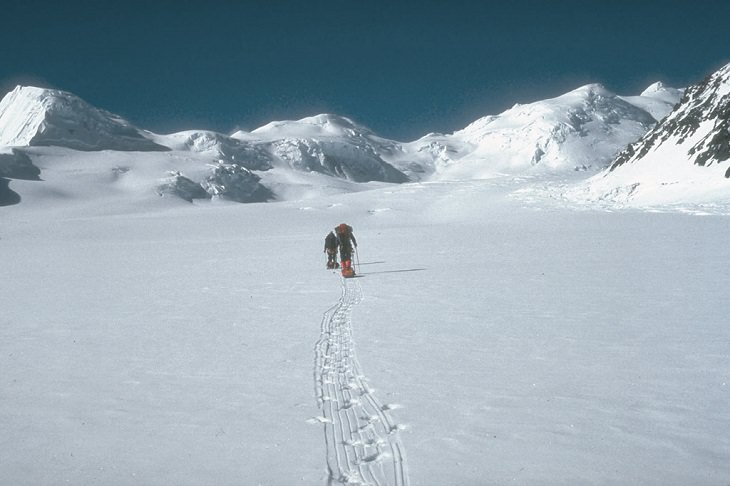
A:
[355,246,360,273]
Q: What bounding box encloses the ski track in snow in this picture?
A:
[313,277,409,486]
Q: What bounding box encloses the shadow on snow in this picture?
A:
[358,268,426,276]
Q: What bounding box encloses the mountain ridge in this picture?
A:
[0,74,712,207]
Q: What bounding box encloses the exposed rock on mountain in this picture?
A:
[610,63,730,173]
[201,163,274,202]
[570,63,730,205]
[234,114,409,183]
[0,78,696,205]
[155,130,273,171]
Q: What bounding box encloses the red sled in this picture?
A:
[341,260,355,278]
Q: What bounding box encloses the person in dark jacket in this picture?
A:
[324,231,339,269]
[335,223,357,274]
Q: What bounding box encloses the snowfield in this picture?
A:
[1,66,729,484]
[2,176,729,485]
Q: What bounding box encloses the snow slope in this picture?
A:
[567,62,730,207]
[619,81,683,121]
[2,176,729,485]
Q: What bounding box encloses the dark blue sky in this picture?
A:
[1,0,729,141]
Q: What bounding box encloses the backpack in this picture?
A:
[336,223,350,238]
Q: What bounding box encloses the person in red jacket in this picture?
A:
[335,223,357,276]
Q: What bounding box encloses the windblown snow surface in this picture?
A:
[2,165,730,485]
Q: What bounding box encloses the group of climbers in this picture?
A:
[324,223,357,277]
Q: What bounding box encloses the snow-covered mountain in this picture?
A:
[0,87,411,205]
[0,78,688,207]
[572,62,730,205]
[399,83,682,180]
[151,116,409,184]
[231,114,408,183]
[0,86,168,152]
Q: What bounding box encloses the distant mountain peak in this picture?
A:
[302,113,359,127]
[250,113,374,140]
[569,83,613,97]
[641,81,666,95]
[0,85,167,151]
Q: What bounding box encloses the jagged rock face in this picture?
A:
[0,86,168,152]
[157,173,211,202]
[240,115,410,183]
[158,164,274,203]
[201,163,274,202]
[610,63,730,174]
[270,138,409,183]
[173,131,273,171]
[570,63,730,206]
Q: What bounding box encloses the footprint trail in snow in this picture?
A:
[313,277,409,486]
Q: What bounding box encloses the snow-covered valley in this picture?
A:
[2,177,729,485]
